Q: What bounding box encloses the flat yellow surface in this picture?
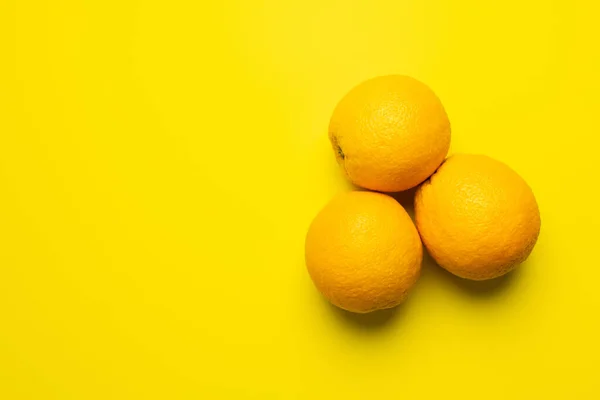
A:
[0,1,599,398]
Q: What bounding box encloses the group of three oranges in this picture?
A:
[305,75,541,314]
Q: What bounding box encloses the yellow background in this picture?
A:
[0,0,599,398]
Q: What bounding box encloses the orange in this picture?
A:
[305,191,422,313]
[414,154,541,280]
[328,75,451,192]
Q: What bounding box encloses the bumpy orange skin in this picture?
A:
[305,191,422,313]
[415,154,541,281]
[329,75,451,192]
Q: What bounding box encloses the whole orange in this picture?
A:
[415,154,541,280]
[305,191,422,313]
[329,75,451,192]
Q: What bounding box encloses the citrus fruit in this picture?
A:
[328,75,451,192]
[305,191,422,313]
[414,154,541,280]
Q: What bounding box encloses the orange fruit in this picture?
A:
[305,191,422,313]
[329,75,451,192]
[414,154,541,280]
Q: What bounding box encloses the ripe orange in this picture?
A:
[414,154,541,280]
[305,191,422,313]
[329,75,451,192]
